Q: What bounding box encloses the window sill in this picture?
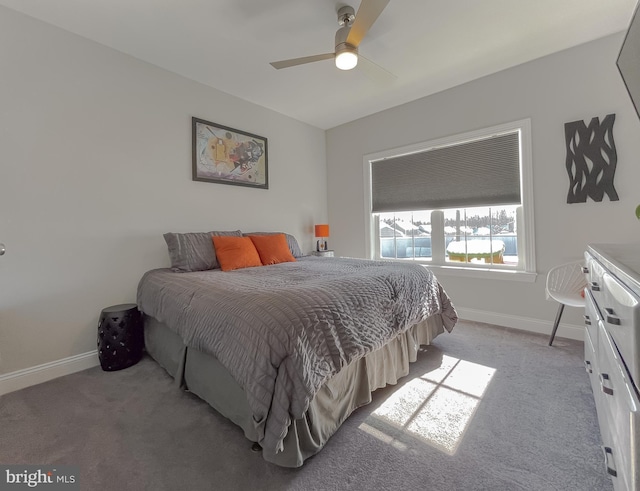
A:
[372,257,537,282]
[424,263,537,282]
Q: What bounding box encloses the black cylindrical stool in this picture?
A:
[97,303,143,371]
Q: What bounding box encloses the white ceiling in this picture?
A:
[1,0,637,129]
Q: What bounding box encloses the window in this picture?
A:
[364,120,535,280]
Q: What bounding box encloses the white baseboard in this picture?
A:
[0,351,99,396]
[456,307,584,342]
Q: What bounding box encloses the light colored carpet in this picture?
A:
[0,320,611,490]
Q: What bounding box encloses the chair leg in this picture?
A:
[548,303,565,346]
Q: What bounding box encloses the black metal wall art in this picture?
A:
[564,114,619,203]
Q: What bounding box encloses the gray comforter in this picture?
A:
[137,256,457,454]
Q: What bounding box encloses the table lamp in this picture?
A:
[314,224,330,252]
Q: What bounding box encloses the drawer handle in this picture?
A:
[584,360,593,374]
[600,373,614,396]
[590,282,600,292]
[584,315,591,326]
[581,266,589,274]
[602,446,617,477]
[604,308,621,325]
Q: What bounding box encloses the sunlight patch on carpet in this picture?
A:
[359,355,495,455]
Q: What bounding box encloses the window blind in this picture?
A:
[371,131,521,213]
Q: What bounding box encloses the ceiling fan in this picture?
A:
[270,0,390,72]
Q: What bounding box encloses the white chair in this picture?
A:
[546,261,587,346]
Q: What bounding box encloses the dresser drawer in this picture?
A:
[584,317,597,379]
[585,317,609,437]
[585,251,607,307]
[596,326,640,491]
[601,271,640,387]
[584,290,600,357]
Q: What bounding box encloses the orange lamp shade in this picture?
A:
[314,224,330,237]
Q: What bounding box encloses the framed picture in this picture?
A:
[192,117,268,189]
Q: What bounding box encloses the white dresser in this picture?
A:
[584,243,640,490]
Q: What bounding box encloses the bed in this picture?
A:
[136,231,458,467]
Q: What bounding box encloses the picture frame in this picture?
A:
[192,117,268,189]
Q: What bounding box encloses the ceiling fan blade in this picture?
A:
[346,0,390,47]
[270,53,335,69]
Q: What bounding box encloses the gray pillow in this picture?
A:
[243,232,303,258]
[164,230,242,272]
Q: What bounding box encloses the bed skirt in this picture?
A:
[143,314,445,467]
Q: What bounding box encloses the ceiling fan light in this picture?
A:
[335,51,358,70]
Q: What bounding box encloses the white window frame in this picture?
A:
[363,119,536,282]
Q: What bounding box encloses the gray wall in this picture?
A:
[0,7,328,375]
[326,33,640,339]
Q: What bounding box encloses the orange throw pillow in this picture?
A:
[249,234,297,266]
[212,236,262,271]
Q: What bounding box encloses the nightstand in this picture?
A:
[97,303,143,371]
[311,250,334,257]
